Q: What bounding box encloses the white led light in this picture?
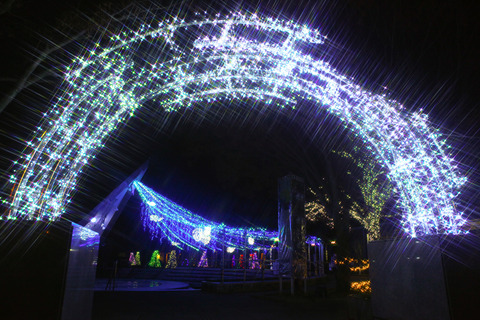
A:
[192,226,212,245]
[150,215,163,222]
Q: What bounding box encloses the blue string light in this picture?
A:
[134,181,277,251]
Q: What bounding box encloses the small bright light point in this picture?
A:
[248,237,255,245]
[147,201,156,207]
[227,247,235,253]
[90,217,97,223]
[149,215,163,222]
[204,226,212,236]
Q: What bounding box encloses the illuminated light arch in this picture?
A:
[6,12,466,237]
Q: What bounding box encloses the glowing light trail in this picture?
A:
[6,12,466,237]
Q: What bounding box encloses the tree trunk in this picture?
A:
[323,154,351,292]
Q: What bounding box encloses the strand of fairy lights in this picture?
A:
[134,181,277,251]
[4,11,466,237]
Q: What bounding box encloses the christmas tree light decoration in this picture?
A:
[134,181,277,251]
[6,11,466,237]
[148,250,162,268]
[227,247,235,253]
[135,252,141,266]
[198,251,208,268]
[129,252,136,266]
[165,250,177,268]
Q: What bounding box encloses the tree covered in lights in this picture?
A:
[129,252,136,266]
[135,251,141,266]
[305,147,395,242]
[198,251,208,268]
[305,187,334,228]
[334,149,395,241]
[165,250,177,269]
[148,250,162,268]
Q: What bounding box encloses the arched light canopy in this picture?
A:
[6,11,466,237]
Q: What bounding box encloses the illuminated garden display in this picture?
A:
[135,181,276,251]
[5,11,466,237]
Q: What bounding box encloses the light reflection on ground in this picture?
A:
[94,279,196,291]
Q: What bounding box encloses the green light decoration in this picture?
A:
[165,250,177,268]
[148,250,162,268]
[335,149,394,241]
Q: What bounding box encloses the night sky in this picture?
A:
[1,0,479,257]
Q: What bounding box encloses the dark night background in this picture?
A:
[1,0,479,264]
